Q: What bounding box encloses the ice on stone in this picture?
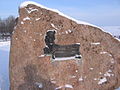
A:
[98,77,107,85]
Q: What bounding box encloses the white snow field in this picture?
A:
[102,26,120,36]
[0,41,10,90]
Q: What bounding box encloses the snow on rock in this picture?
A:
[35,82,43,88]
[38,55,45,58]
[51,80,56,84]
[104,70,114,77]
[94,78,98,81]
[91,42,100,45]
[36,18,40,21]
[65,84,73,88]
[51,23,58,30]
[24,30,27,33]
[79,76,84,81]
[23,16,30,21]
[98,77,107,85]
[25,7,38,14]
[53,56,76,61]
[21,21,24,24]
[55,86,63,90]
[100,51,112,57]
[65,31,69,34]
[20,1,100,29]
[70,75,76,78]
[68,29,72,33]
[89,68,94,70]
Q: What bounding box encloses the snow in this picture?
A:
[23,16,30,21]
[38,55,45,57]
[90,68,94,70]
[24,30,27,33]
[94,78,98,81]
[51,80,56,84]
[55,86,63,90]
[91,42,100,45]
[70,75,76,78]
[75,70,78,72]
[53,56,77,61]
[104,70,114,77]
[36,18,40,21]
[25,7,38,14]
[68,30,72,33]
[79,76,84,81]
[35,82,43,88]
[65,84,73,88]
[20,1,101,29]
[98,77,107,85]
[21,21,24,24]
[100,51,112,56]
[76,43,80,45]
[65,31,69,34]
[51,23,58,30]
[0,41,10,90]
[116,87,120,90]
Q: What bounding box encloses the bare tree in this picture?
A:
[0,16,16,41]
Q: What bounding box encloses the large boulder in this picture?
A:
[10,1,120,90]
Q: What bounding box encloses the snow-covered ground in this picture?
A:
[101,26,120,36]
[0,41,10,90]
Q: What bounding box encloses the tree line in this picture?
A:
[0,16,16,41]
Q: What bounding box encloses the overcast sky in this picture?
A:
[0,0,120,26]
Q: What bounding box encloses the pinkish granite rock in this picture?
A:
[10,1,120,90]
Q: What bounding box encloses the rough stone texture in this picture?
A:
[10,2,120,90]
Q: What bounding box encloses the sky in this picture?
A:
[0,0,120,26]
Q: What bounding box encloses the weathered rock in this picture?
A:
[10,1,120,90]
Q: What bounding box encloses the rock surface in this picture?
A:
[10,1,120,90]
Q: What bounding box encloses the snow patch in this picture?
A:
[36,18,40,21]
[68,29,72,33]
[55,86,63,90]
[94,78,99,81]
[51,80,56,84]
[65,31,69,34]
[24,30,27,33]
[23,16,30,21]
[25,7,38,14]
[70,75,76,78]
[38,55,45,57]
[51,23,58,30]
[53,56,76,61]
[91,42,100,45]
[35,82,43,88]
[100,51,112,56]
[99,72,102,75]
[20,1,100,29]
[79,76,84,81]
[33,39,36,41]
[98,77,107,85]
[65,84,73,88]
[90,68,94,70]
[21,21,24,24]
[104,70,114,77]
[75,70,78,72]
